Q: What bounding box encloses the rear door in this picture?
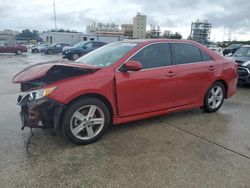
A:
[172,43,216,107]
[115,43,177,117]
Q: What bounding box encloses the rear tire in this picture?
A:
[203,82,225,113]
[16,50,22,55]
[62,97,110,145]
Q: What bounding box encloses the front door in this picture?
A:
[115,43,177,117]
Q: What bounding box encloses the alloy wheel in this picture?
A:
[72,53,79,60]
[207,85,223,109]
[16,50,22,55]
[70,105,105,140]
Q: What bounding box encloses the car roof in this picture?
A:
[241,45,250,48]
[122,39,199,44]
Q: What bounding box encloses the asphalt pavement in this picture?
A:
[0,53,250,188]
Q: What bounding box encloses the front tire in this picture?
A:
[47,50,52,54]
[203,82,225,113]
[33,49,39,53]
[71,53,80,61]
[62,98,110,145]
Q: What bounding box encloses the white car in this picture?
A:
[31,44,49,53]
[207,45,222,54]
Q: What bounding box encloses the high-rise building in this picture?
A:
[189,20,212,44]
[133,12,147,39]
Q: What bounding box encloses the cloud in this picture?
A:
[0,0,249,40]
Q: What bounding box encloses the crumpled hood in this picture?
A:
[13,60,100,84]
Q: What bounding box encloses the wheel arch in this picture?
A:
[214,79,228,98]
[60,93,114,126]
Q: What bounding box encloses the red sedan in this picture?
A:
[13,39,238,144]
[0,43,27,55]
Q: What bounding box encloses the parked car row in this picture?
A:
[30,41,106,60]
[62,41,106,60]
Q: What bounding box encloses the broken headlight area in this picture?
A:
[17,89,64,131]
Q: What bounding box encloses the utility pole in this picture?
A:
[53,0,57,30]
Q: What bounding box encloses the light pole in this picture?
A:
[53,0,57,30]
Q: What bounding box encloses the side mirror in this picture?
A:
[123,60,142,72]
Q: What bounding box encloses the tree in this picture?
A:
[15,29,39,40]
[163,32,182,39]
[170,32,182,39]
[50,29,78,33]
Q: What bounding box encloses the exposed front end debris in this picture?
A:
[18,95,64,131]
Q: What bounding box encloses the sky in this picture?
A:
[0,0,250,41]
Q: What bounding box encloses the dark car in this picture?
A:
[31,44,49,53]
[0,43,27,55]
[232,45,250,84]
[13,39,237,145]
[62,41,106,60]
[223,43,243,56]
[41,43,70,54]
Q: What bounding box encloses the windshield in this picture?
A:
[234,47,250,57]
[51,43,58,47]
[74,41,87,48]
[40,44,48,47]
[228,44,242,48]
[76,42,138,67]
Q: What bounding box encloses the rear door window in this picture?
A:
[201,51,213,61]
[173,43,202,64]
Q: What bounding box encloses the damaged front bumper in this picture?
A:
[17,94,64,131]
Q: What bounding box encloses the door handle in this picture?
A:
[165,71,176,77]
[208,66,215,71]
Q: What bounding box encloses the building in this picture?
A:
[40,31,124,45]
[133,12,147,39]
[121,24,133,38]
[190,20,212,44]
[146,25,161,38]
[82,33,124,43]
[86,22,124,35]
[0,30,16,45]
[39,31,83,45]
